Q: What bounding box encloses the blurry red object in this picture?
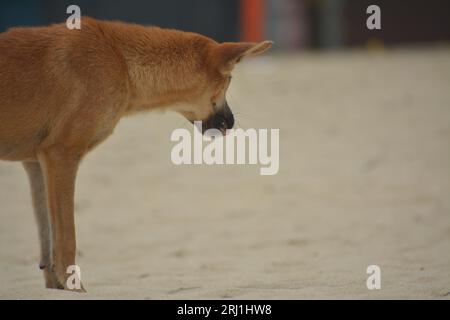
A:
[241,0,265,42]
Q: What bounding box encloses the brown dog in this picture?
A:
[0,17,272,291]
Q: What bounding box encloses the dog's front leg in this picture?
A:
[38,148,84,291]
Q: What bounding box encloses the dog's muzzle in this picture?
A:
[202,102,234,135]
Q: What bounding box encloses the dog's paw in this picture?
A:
[42,264,86,292]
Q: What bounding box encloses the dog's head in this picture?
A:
[177,40,273,135]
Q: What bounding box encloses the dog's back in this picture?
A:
[0,19,129,161]
[0,26,56,160]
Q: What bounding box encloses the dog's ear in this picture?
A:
[214,41,273,74]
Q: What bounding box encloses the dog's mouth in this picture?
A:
[192,103,235,136]
[201,112,234,135]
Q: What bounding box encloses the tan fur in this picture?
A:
[0,17,272,291]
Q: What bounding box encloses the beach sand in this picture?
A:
[1,47,449,299]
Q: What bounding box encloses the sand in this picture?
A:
[1,47,450,299]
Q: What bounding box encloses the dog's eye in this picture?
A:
[212,102,217,108]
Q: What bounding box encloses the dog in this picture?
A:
[0,17,272,291]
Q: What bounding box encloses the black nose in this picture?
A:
[202,103,234,134]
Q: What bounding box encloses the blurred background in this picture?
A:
[1,0,450,299]
[1,0,450,49]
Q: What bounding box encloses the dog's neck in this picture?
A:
[101,20,212,114]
